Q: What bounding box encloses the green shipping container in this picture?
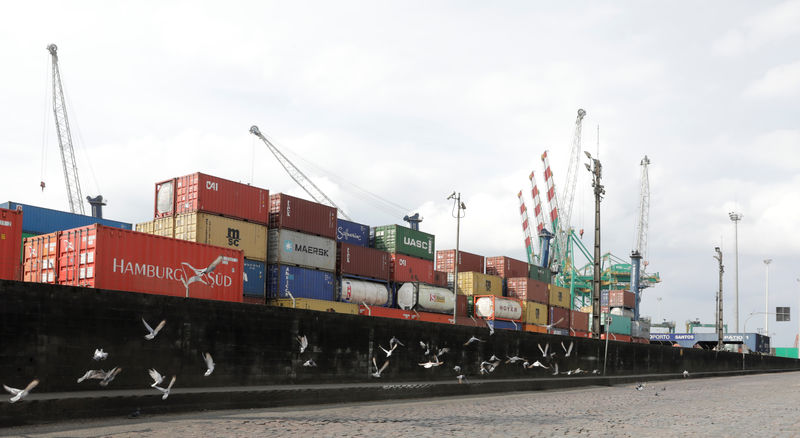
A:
[601,313,632,335]
[371,224,435,261]
[528,264,552,283]
[775,347,798,358]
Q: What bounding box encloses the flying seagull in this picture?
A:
[148,368,165,387]
[506,355,527,364]
[142,318,166,340]
[379,344,398,358]
[100,367,122,386]
[77,370,106,383]
[529,360,550,370]
[153,375,176,400]
[419,356,444,369]
[437,347,450,357]
[456,374,468,384]
[297,335,308,354]
[3,379,39,403]
[537,343,550,358]
[536,317,565,331]
[561,341,574,357]
[453,365,462,373]
[464,336,485,347]
[203,353,215,376]
[487,320,495,336]
[372,357,390,378]
[303,359,317,367]
[389,337,404,350]
[419,341,430,356]
[551,362,559,376]
[93,348,108,361]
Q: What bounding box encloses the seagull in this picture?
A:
[487,320,495,336]
[419,356,444,369]
[529,361,550,370]
[297,335,308,354]
[389,337,404,349]
[683,370,689,378]
[635,382,646,391]
[3,379,39,403]
[153,375,176,400]
[142,318,166,340]
[148,368,165,387]
[372,357,389,378]
[464,336,485,347]
[592,369,601,375]
[203,353,215,376]
[77,370,106,383]
[93,348,108,361]
[437,347,450,357]
[551,362,559,376]
[100,367,122,386]
[506,355,527,364]
[561,341,574,357]
[535,317,565,331]
[537,343,550,358]
[419,341,430,356]
[566,368,583,375]
[303,359,317,367]
[488,354,501,362]
[379,344,397,358]
[453,365,462,373]
[456,374,468,384]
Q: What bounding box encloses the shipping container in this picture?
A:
[266,264,334,300]
[22,232,59,284]
[610,307,635,319]
[20,232,37,263]
[53,225,243,302]
[154,173,269,225]
[135,216,175,238]
[609,289,635,308]
[523,324,547,334]
[549,306,570,330]
[474,295,523,321]
[485,256,527,278]
[358,304,420,321]
[269,193,336,239]
[372,224,435,261]
[528,264,552,283]
[601,289,609,306]
[397,282,455,314]
[243,259,266,297]
[173,212,268,261]
[417,311,455,324]
[0,207,23,281]
[491,320,521,331]
[506,277,548,303]
[243,295,265,305]
[570,310,590,332]
[338,278,390,306]
[337,242,390,281]
[572,330,591,338]
[336,218,370,247]
[523,301,548,325]
[601,305,610,314]
[550,327,569,336]
[457,271,503,297]
[267,229,336,272]
[548,284,571,309]
[435,249,484,273]
[631,320,651,339]
[390,253,434,284]
[601,333,632,343]
[433,270,448,287]
[602,313,632,335]
[2,201,133,234]
[268,298,359,315]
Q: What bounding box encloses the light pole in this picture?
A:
[447,192,465,325]
[585,151,604,339]
[729,211,743,332]
[796,278,800,359]
[764,259,772,334]
[714,247,724,350]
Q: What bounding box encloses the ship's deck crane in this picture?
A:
[631,155,651,320]
[250,125,352,220]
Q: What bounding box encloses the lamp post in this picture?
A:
[714,247,724,350]
[585,151,604,339]
[447,192,465,324]
[763,259,772,334]
[729,211,743,332]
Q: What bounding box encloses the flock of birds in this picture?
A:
[3,317,216,403]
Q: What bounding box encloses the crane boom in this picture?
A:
[47,44,85,215]
[559,109,586,246]
[529,171,546,233]
[634,155,650,265]
[540,150,565,268]
[249,125,351,220]
[517,190,534,264]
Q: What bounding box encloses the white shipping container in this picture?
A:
[267,229,336,272]
[339,278,390,306]
[397,282,455,314]
[475,296,523,321]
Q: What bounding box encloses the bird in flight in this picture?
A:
[419,341,430,356]
[142,318,166,340]
[464,336,485,346]
[3,379,39,403]
[487,320,495,336]
[528,360,550,370]
[148,368,165,387]
[153,375,177,400]
[419,356,444,369]
[389,337,404,350]
[303,359,317,367]
[437,347,450,357]
[372,357,390,378]
[561,341,574,357]
[379,344,398,358]
[297,335,308,354]
[456,374,468,384]
[93,348,108,361]
[203,353,215,377]
[536,317,564,331]
[506,355,526,364]
[537,343,551,358]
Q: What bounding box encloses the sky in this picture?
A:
[2,2,799,346]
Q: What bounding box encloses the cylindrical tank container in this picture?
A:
[339,278,390,306]
[390,253,434,283]
[397,282,455,314]
[267,229,336,272]
[474,295,523,321]
[243,259,266,297]
[337,242,390,281]
[154,173,269,225]
[610,307,635,319]
[506,277,548,303]
[1,201,133,234]
[372,224,435,261]
[266,264,335,300]
[336,218,370,247]
[435,249,484,273]
[22,232,59,284]
[485,256,527,278]
[548,306,570,329]
[54,225,244,302]
[269,193,337,239]
[0,207,23,281]
[173,212,268,261]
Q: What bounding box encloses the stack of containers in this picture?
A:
[435,249,484,318]
[266,193,339,308]
[603,289,635,341]
[142,173,269,304]
[0,207,23,281]
[632,316,651,343]
[506,277,548,333]
[528,263,552,284]
[548,284,571,335]
[336,218,392,307]
[372,223,437,300]
[485,256,527,296]
[570,310,591,337]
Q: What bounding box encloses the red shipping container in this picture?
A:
[609,289,635,308]
[0,207,23,281]
[570,310,590,331]
[268,193,337,239]
[23,232,60,284]
[456,293,467,317]
[337,242,390,281]
[155,173,269,225]
[390,253,434,284]
[433,270,448,287]
[417,311,455,324]
[506,277,548,303]
[435,249,484,273]
[549,306,570,330]
[243,295,265,305]
[485,256,528,278]
[601,333,632,343]
[55,225,243,303]
[571,330,591,338]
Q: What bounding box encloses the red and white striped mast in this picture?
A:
[517,191,534,265]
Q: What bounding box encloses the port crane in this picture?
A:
[630,155,651,320]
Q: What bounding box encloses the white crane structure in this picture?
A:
[249,125,352,220]
[630,155,651,320]
[47,44,85,215]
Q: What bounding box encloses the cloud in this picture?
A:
[743,60,800,98]
[713,0,800,56]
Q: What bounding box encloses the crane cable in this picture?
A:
[40,54,50,191]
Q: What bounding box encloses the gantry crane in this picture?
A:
[249,125,352,220]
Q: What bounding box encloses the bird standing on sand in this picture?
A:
[203,353,215,376]
[683,370,689,378]
[3,379,39,403]
[142,318,166,340]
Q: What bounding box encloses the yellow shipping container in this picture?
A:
[135,217,174,238]
[457,271,503,296]
[523,301,548,325]
[268,298,360,315]
[174,212,268,261]
[548,284,571,309]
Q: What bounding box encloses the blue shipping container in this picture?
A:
[491,320,521,331]
[243,259,266,297]
[1,201,133,234]
[336,218,370,247]
[267,264,335,300]
[601,290,609,306]
[550,327,569,336]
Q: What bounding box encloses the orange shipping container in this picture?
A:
[23,232,59,284]
[0,208,23,281]
[523,324,547,334]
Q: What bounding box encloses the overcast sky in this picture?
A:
[2,1,799,346]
